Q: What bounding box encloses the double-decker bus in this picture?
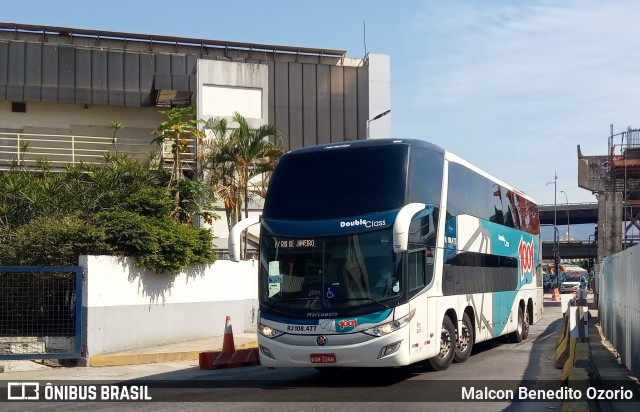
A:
[230,138,542,370]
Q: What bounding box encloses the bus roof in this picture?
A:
[285,138,445,155]
[284,138,537,205]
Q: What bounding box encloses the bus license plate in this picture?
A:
[310,354,336,364]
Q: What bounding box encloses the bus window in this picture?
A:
[408,248,434,298]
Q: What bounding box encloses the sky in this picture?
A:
[2,0,639,211]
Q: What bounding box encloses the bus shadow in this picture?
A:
[501,316,565,412]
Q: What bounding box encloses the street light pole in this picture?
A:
[560,190,570,241]
[546,172,559,289]
[587,234,594,273]
[366,109,391,139]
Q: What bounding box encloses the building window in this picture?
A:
[11,102,26,113]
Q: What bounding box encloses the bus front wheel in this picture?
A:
[428,316,455,371]
[453,312,474,363]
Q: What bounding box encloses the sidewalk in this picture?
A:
[585,300,640,412]
[88,333,258,367]
[0,332,258,374]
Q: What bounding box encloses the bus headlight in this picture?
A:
[258,323,284,338]
[363,309,415,337]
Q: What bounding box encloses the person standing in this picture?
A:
[576,281,588,306]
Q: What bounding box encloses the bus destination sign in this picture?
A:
[274,239,317,248]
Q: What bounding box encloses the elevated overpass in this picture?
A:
[538,203,598,259]
[538,203,598,225]
[541,240,596,259]
[538,202,598,259]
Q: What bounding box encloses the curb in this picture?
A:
[89,341,258,367]
[555,306,592,412]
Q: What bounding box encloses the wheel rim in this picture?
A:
[524,310,529,334]
[439,325,452,358]
[457,323,470,353]
[517,310,523,335]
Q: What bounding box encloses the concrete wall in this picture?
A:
[0,100,163,134]
[197,59,269,128]
[80,255,258,357]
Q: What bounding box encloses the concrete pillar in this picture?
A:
[597,191,624,261]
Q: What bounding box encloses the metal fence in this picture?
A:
[0,266,82,360]
[600,245,640,377]
[0,132,196,171]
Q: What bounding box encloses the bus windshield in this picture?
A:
[260,227,402,314]
[263,144,409,220]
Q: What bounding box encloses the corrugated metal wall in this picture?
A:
[268,60,368,149]
[0,40,196,106]
[600,245,640,377]
[0,38,369,150]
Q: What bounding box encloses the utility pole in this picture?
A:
[546,172,559,289]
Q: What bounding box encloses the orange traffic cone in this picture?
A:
[221,315,235,354]
[199,315,260,370]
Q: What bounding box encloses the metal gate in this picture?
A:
[0,266,82,360]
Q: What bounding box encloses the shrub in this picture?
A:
[93,210,216,273]
[0,215,111,266]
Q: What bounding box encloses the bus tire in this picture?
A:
[453,312,474,363]
[428,316,455,371]
[521,305,530,340]
[510,305,525,343]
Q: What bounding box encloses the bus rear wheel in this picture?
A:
[454,313,474,363]
[522,305,530,340]
[428,316,455,371]
[510,305,527,343]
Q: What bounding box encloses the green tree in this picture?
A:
[0,155,217,273]
[205,112,283,227]
[152,106,207,219]
[204,112,284,258]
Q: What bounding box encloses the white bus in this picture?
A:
[232,139,543,370]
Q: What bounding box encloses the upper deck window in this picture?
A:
[264,144,409,220]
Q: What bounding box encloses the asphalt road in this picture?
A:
[1,299,565,412]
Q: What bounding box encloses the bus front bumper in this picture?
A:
[257,330,411,368]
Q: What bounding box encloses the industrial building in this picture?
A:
[0,22,391,251]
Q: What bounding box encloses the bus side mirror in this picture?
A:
[229,215,261,261]
[393,203,426,252]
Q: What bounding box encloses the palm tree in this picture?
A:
[231,113,284,220]
[204,117,241,232]
[204,112,284,258]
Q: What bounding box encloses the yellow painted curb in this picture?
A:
[90,351,201,367]
[556,314,569,349]
[568,367,590,389]
[89,341,259,367]
[237,341,259,350]
[562,367,590,412]
[574,342,589,363]
[555,317,571,368]
[561,337,577,381]
[560,400,590,412]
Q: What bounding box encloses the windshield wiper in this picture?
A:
[330,297,391,310]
